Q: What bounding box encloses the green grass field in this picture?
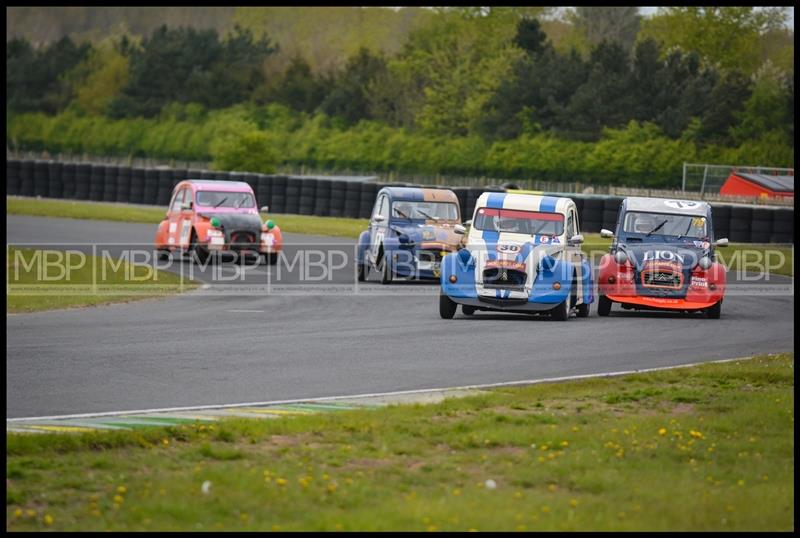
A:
[6,353,794,531]
[7,247,197,313]
[7,196,793,276]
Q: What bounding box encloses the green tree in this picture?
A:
[68,39,130,115]
[569,7,641,56]
[318,47,388,125]
[210,130,280,173]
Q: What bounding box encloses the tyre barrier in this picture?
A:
[47,161,63,199]
[33,160,49,197]
[270,175,287,214]
[89,164,105,201]
[299,177,318,216]
[359,182,378,219]
[7,158,793,242]
[314,179,332,217]
[7,159,21,195]
[156,169,173,206]
[710,204,731,241]
[343,181,362,219]
[143,168,159,205]
[129,167,145,204]
[285,175,301,215]
[329,180,347,217]
[102,165,119,202]
[74,163,91,200]
[62,162,77,200]
[255,174,271,210]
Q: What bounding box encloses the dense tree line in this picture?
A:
[6,7,794,185]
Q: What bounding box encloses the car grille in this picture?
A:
[641,264,683,290]
[482,267,527,291]
[478,296,528,307]
[229,231,257,249]
[417,249,447,263]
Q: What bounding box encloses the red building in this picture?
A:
[720,171,794,199]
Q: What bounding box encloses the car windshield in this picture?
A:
[391,201,458,221]
[473,207,564,235]
[623,211,708,239]
[196,191,255,208]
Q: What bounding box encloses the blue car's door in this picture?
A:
[369,193,390,266]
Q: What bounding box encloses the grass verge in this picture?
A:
[6,353,794,531]
[7,247,197,313]
[7,196,793,276]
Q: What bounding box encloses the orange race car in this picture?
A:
[154,179,282,264]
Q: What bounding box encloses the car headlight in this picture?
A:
[614,250,628,264]
[698,256,712,270]
[207,229,223,238]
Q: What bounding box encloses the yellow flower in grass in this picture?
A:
[117,486,127,494]
[547,484,557,493]
[658,428,667,436]
[14,508,22,518]
[452,488,462,497]
[327,483,338,494]
[162,438,169,447]
[689,430,704,439]
[560,441,569,447]
[43,514,54,526]
[26,509,36,518]
[113,495,124,504]
[275,478,287,487]
[569,499,578,508]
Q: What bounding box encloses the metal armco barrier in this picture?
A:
[5,158,795,243]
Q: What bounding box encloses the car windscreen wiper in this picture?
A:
[417,209,438,221]
[394,209,410,219]
[646,219,668,237]
[234,196,247,208]
[214,196,228,208]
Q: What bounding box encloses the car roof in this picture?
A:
[379,186,458,203]
[474,192,575,214]
[624,196,709,216]
[180,180,253,192]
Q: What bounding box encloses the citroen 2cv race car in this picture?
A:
[596,197,728,318]
[439,192,594,320]
[357,187,463,283]
[154,179,282,264]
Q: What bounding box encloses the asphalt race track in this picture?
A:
[7,215,795,418]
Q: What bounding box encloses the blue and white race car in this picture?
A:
[439,192,594,320]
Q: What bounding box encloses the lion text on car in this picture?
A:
[154,179,282,264]
[596,197,728,318]
[439,192,594,321]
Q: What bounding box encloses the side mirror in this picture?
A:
[260,205,269,214]
[713,237,729,247]
[569,234,584,245]
[600,229,614,239]
[464,219,472,227]
[373,215,386,223]
[454,224,466,235]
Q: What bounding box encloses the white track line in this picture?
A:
[5,355,771,423]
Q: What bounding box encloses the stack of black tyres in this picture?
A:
[115,166,130,203]
[602,196,622,231]
[580,197,604,233]
[19,160,34,197]
[465,188,484,221]
[33,160,49,197]
[749,208,773,244]
[47,161,63,199]
[200,170,216,180]
[359,182,378,219]
[770,208,794,243]
[62,162,77,200]
[129,167,145,204]
[187,169,204,181]
[572,196,585,224]
[314,179,332,217]
[89,164,105,201]
[143,168,159,205]
[7,159,21,195]
[255,174,271,210]
[343,181,362,218]
[285,176,301,214]
[102,165,118,202]
[329,180,347,217]
[173,169,188,191]
[298,177,317,215]
[75,163,91,200]
[270,176,287,214]
[214,171,230,181]
[156,169,173,206]
[728,206,752,243]
[242,173,259,201]
[710,204,731,241]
